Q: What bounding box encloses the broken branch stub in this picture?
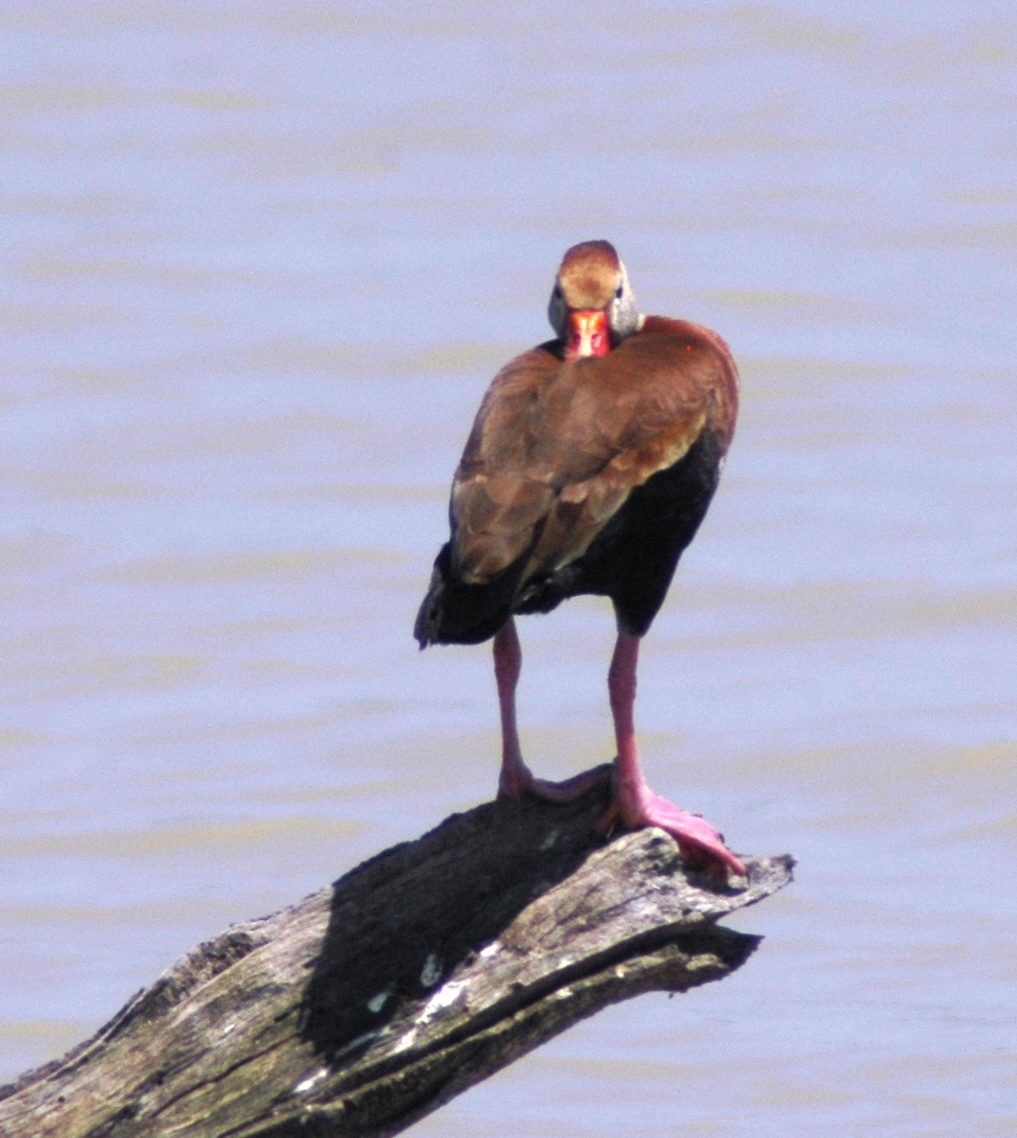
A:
[0,782,793,1138]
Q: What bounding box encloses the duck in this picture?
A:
[415,240,744,876]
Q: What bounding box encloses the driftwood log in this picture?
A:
[0,777,793,1138]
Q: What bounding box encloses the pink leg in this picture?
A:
[599,632,745,875]
[494,618,528,797]
[494,619,610,803]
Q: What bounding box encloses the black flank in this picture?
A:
[415,428,725,646]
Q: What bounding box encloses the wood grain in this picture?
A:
[0,782,792,1138]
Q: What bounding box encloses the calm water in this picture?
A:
[2,3,1015,1134]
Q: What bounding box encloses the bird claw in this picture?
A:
[499,762,612,805]
[505,763,743,876]
[600,788,745,876]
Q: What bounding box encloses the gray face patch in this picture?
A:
[609,261,639,340]
[547,280,568,339]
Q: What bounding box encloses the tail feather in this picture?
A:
[414,543,523,647]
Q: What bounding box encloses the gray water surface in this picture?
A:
[2,4,1015,1135]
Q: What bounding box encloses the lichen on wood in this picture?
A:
[0,780,793,1138]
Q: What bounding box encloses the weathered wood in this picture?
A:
[0,780,793,1138]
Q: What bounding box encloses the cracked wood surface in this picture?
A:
[0,781,793,1138]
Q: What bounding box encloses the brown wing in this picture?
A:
[450,319,738,588]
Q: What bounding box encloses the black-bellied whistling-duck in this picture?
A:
[415,240,744,876]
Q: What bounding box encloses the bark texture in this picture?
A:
[0,780,793,1138]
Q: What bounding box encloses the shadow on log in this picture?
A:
[0,778,793,1138]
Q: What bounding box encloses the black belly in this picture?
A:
[414,428,725,646]
[513,427,724,635]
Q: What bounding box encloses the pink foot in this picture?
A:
[602,633,745,877]
[599,788,746,876]
[499,762,612,805]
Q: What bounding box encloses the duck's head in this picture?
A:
[547,240,640,360]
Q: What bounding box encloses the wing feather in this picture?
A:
[448,326,733,589]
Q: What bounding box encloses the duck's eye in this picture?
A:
[553,284,563,299]
[615,285,623,299]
